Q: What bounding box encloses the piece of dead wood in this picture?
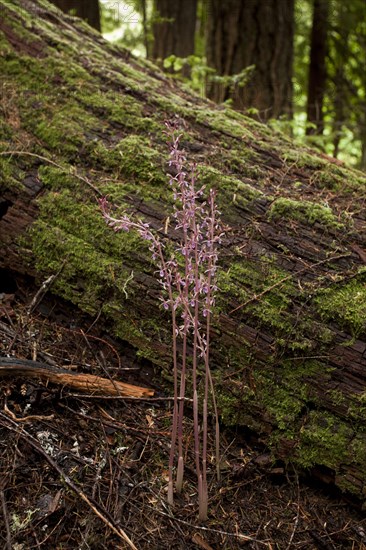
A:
[192,533,214,550]
[0,357,154,398]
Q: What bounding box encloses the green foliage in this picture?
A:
[290,0,366,167]
[163,54,215,96]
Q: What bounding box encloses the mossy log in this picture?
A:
[1,0,366,503]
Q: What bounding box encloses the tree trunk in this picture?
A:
[140,0,150,58]
[306,0,329,135]
[50,0,101,31]
[1,0,366,503]
[152,0,198,69]
[206,0,294,121]
[332,66,345,159]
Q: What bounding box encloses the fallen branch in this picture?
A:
[0,357,153,398]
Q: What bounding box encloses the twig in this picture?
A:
[0,490,12,550]
[26,261,66,314]
[228,253,350,314]
[61,394,192,401]
[0,150,102,196]
[0,412,139,550]
[285,470,301,550]
[143,500,271,547]
[4,402,54,423]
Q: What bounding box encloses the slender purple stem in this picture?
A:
[100,122,224,520]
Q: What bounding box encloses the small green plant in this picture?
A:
[100,120,224,521]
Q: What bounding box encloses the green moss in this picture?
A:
[281,149,327,170]
[0,155,24,190]
[32,103,102,155]
[35,117,82,154]
[30,221,116,314]
[256,359,327,429]
[311,163,366,193]
[268,197,343,230]
[197,165,263,209]
[194,107,250,139]
[215,367,261,429]
[296,411,353,469]
[85,141,123,172]
[38,165,81,191]
[34,189,151,260]
[348,433,366,466]
[313,277,366,337]
[1,54,51,93]
[347,393,366,425]
[262,385,303,431]
[117,135,165,186]
[219,257,298,333]
[76,89,159,133]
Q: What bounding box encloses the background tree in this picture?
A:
[51,0,101,31]
[306,0,329,136]
[326,0,366,168]
[97,0,365,168]
[205,0,294,121]
[152,0,198,72]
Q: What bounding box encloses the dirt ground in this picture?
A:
[0,288,365,550]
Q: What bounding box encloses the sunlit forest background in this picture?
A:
[51,1,366,170]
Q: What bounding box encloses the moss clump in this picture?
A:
[313,277,366,337]
[281,149,327,171]
[196,165,263,210]
[262,385,304,432]
[85,141,124,173]
[347,393,366,425]
[268,197,343,230]
[218,257,298,332]
[117,135,164,185]
[256,359,328,431]
[311,163,366,193]
[296,411,353,469]
[0,155,24,191]
[195,107,249,139]
[77,89,160,134]
[33,104,103,156]
[30,220,117,315]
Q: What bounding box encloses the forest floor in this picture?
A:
[0,286,365,550]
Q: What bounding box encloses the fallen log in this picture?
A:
[1,0,366,502]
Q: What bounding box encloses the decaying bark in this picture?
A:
[1,0,366,503]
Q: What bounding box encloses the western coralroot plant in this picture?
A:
[100,121,223,521]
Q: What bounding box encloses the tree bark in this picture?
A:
[306,0,329,135]
[206,0,294,120]
[152,0,198,73]
[1,0,366,503]
[50,0,101,32]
